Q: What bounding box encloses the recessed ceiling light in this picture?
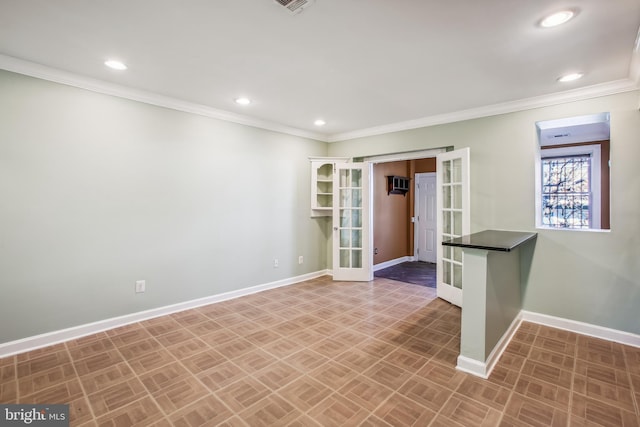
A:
[235,97,251,105]
[314,119,326,127]
[540,10,575,28]
[557,72,584,82]
[104,60,127,70]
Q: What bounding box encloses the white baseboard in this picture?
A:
[482,313,524,377]
[457,309,640,379]
[5,278,639,361]
[456,312,523,378]
[522,310,640,348]
[456,355,489,378]
[373,256,411,272]
[0,270,330,358]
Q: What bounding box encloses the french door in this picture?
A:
[332,162,372,281]
[436,148,470,307]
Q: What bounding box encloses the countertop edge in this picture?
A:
[442,230,537,252]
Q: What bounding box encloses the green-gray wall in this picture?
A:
[0,70,329,343]
[2,68,639,344]
[329,91,640,335]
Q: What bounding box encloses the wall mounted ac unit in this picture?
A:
[274,0,315,15]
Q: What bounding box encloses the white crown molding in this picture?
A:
[632,25,640,87]
[2,54,638,144]
[0,269,330,358]
[328,78,639,143]
[631,57,640,86]
[0,54,329,142]
[630,52,640,103]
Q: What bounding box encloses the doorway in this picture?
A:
[367,150,443,288]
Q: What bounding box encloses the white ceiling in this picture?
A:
[0,0,639,141]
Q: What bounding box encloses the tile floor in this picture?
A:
[374,262,436,288]
[1,275,639,426]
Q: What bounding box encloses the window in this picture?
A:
[541,145,600,229]
[535,113,610,230]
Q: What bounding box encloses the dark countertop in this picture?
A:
[442,230,537,252]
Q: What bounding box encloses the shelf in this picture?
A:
[310,157,348,217]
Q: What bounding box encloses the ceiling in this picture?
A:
[0,0,639,141]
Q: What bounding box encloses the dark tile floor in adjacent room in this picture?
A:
[374,261,437,287]
[1,275,639,426]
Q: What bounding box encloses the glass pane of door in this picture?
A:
[437,148,470,307]
[333,163,371,281]
[338,169,363,270]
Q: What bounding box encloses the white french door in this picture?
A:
[436,148,470,307]
[332,162,372,281]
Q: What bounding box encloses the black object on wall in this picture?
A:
[387,175,410,196]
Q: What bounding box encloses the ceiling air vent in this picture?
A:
[274,0,315,15]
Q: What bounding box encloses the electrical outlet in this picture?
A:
[273,259,279,268]
[298,255,304,264]
[135,280,146,293]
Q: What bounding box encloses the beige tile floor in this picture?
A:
[1,275,639,426]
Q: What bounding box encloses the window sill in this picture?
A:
[535,226,610,233]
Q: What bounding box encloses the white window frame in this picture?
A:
[535,144,601,230]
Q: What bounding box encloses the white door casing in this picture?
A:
[332,162,373,281]
[415,173,437,263]
[436,148,470,307]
